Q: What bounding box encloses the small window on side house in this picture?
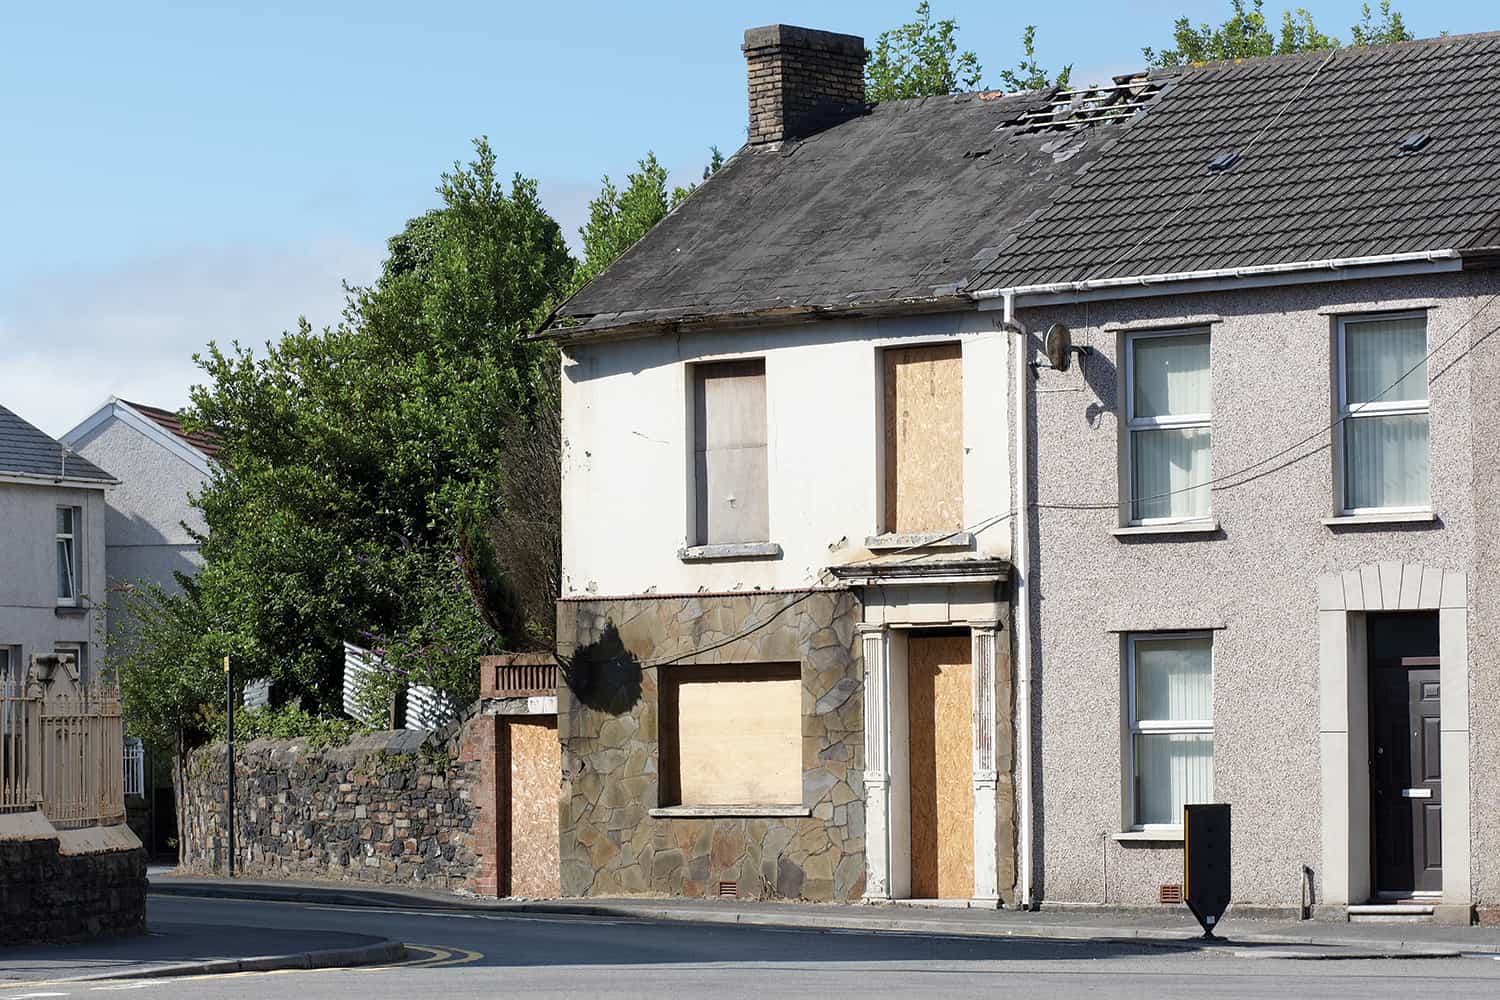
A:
[1128,633,1213,829]
[56,507,80,605]
[693,360,769,546]
[660,664,802,807]
[883,343,963,534]
[1125,332,1212,523]
[1337,314,1430,513]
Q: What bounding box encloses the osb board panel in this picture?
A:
[507,718,560,898]
[670,664,802,806]
[908,634,973,899]
[884,343,963,533]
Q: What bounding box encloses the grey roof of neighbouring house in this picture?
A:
[548,88,1120,338]
[548,32,1500,340]
[0,404,115,484]
[970,31,1500,290]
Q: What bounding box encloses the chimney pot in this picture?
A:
[742,24,866,146]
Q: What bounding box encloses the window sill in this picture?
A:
[53,605,87,618]
[677,542,783,562]
[1113,829,1185,843]
[1323,511,1436,528]
[866,531,974,551]
[649,805,811,819]
[1111,519,1220,538]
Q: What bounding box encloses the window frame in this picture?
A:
[1122,328,1214,526]
[687,357,771,550]
[53,642,87,686]
[1334,311,1432,516]
[56,506,80,607]
[1126,631,1214,832]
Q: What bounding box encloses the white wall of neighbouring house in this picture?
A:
[66,410,208,600]
[0,481,108,681]
[560,310,1010,597]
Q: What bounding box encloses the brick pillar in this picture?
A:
[743,24,866,146]
[464,713,502,897]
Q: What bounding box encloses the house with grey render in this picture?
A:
[0,403,115,685]
[544,23,1500,923]
[61,398,218,607]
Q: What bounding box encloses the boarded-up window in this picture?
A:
[694,360,769,545]
[661,664,801,806]
[884,343,963,533]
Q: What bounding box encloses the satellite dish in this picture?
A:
[1045,323,1075,372]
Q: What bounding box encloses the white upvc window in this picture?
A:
[1124,330,1212,524]
[1127,633,1214,830]
[1336,313,1431,514]
[56,507,80,606]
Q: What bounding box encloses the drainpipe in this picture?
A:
[1002,290,1035,911]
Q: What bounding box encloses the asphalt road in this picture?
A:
[10,895,1500,999]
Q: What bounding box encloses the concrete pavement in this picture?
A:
[149,872,1500,959]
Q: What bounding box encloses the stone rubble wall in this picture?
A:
[557,589,866,901]
[181,721,489,891]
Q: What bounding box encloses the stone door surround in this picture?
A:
[1317,561,1470,920]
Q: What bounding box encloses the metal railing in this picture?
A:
[123,735,145,798]
[0,658,126,828]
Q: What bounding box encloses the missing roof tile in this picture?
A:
[1007,74,1167,135]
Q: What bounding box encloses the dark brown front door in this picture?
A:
[1371,661,1442,893]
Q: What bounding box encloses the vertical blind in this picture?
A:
[1130,333,1212,521]
[1342,316,1429,511]
[1132,635,1213,827]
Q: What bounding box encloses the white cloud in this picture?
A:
[0,238,383,437]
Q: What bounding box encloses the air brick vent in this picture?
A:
[718,881,740,899]
[1159,883,1183,904]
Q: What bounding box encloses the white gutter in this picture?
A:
[1002,290,1036,911]
[0,471,117,490]
[972,250,1462,309]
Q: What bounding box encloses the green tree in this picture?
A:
[866,1,982,102]
[168,137,572,716]
[997,25,1072,92]
[1144,0,1411,67]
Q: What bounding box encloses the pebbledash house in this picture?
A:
[541,25,1500,922]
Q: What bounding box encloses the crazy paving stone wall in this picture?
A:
[557,589,865,901]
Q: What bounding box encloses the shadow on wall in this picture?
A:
[567,622,643,715]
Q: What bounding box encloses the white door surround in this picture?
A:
[859,579,1009,906]
[1317,561,1470,919]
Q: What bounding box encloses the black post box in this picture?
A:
[1183,803,1231,939]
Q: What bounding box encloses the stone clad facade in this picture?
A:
[557,590,866,901]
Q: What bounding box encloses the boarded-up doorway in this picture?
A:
[907,633,973,899]
[505,718,560,898]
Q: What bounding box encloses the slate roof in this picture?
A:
[549,32,1500,339]
[970,32,1500,289]
[551,89,1118,337]
[0,404,115,484]
[120,399,222,460]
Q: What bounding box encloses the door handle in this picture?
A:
[1401,788,1433,799]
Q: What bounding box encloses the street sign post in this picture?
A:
[1184,803,1230,939]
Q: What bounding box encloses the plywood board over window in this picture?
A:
[662,664,801,806]
[884,344,963,533]
[694,360,769,545]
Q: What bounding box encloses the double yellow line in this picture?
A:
[389,944,484,969]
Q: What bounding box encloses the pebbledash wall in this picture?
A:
[181,726,487,889]
[557,590,866,901]
[0,812,146,944]
[1017,271,1500,919]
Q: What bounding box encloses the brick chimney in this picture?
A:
[743,24,866,146]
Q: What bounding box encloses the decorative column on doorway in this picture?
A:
[970,619,1002,905]
[860,622,892,900]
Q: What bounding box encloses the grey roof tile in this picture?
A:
[0,404,114,483]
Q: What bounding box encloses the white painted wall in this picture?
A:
[561,311,1010,596]
[0,482,108,681]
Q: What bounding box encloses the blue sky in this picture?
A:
[3,0,1491,434]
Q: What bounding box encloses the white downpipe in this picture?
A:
[1003,290,1035,911]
